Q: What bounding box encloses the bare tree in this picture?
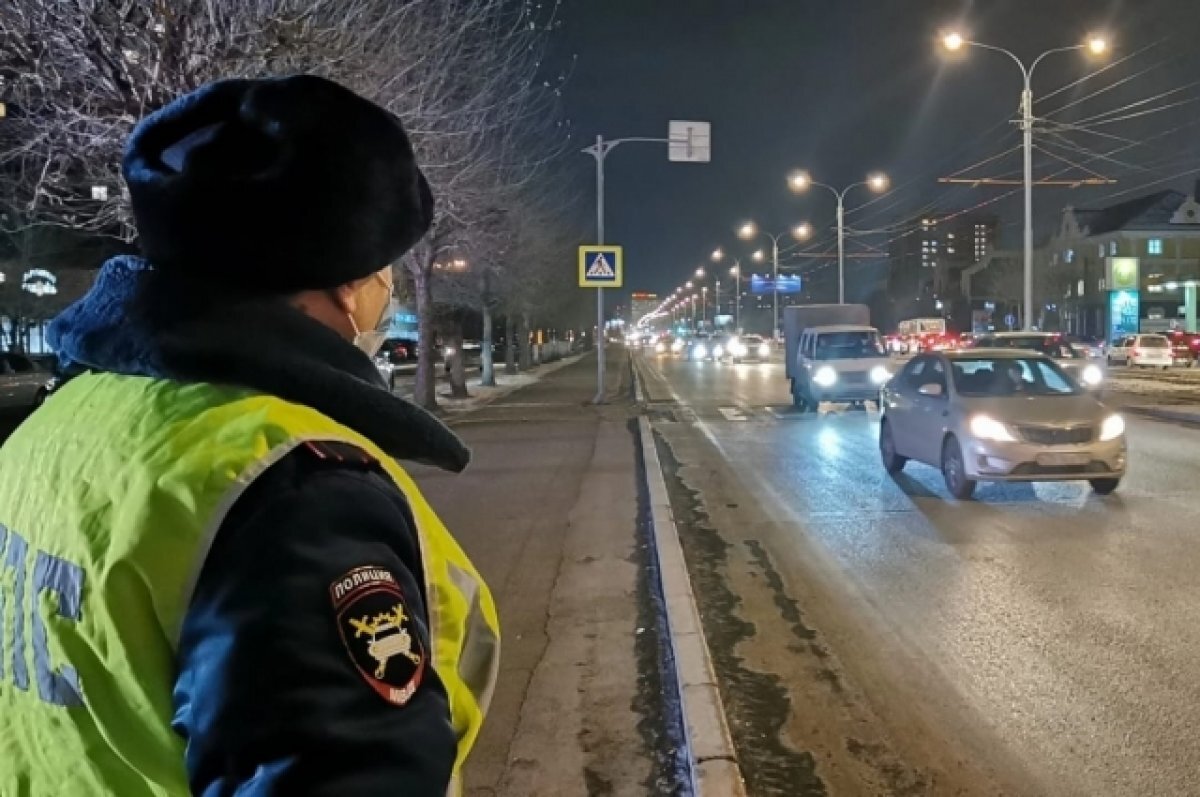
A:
[0,0,572,406]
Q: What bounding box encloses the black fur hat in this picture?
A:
[124,75,433,294]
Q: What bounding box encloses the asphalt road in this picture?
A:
[638,352,1200,796]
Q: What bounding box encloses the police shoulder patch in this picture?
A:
[330,565,426,707]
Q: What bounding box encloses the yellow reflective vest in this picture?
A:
[0,372,499,795]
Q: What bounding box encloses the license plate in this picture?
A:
[1037,452,1089,467]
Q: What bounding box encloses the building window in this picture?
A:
[1109,241,1118,256]
[1099,244,1106,258]
[1099,278,1106,291]
[1148,238,1163,255]
[1078,279,1085,297]
[1064,249,1074,263]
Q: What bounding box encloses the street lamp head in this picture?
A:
[942,31,965,51]
[711,247,724,261]
[729,265,740,276]
[1087,34,1109,55]
[686,280,694,289]
[867,172,890,192]
[752,249,765,262]
[792,222,813,240]
[695,267,706,278]
[737,221,758,240]
[787,170,812,193]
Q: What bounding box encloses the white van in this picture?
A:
[792,325,894,411]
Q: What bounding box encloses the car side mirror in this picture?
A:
[918,383,944,397]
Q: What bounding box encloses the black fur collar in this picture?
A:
[49,256,469,472]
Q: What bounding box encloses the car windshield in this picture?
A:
[950,357,1081,397]
[743,335,763,345]
[814,331,885,360]
[979,336,1081,359]
[1140,336,1169,348]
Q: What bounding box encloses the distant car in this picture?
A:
[972,332,1105,392]
[880,349,1126,499]
[0,352,49,414]
[1167,331,1200,366]
[685,335,717,361]
[725,334,771,363]
[1070,335,1107,359]
[380,337,418,364]
[1107,334,1173,369]
[374,356,397,391]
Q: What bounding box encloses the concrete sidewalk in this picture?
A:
[410,351,686,796]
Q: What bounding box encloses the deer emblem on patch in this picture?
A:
[350,604,423,678]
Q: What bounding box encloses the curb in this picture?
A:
[633,356,747,797]
[434,353,588,415]
[1126,405,1200,428]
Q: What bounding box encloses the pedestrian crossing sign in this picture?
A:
[578,245,623,288]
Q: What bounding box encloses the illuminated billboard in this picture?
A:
[749,274,802,294]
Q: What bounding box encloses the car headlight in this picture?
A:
[672,340,684,352]
[1099,414,1125,441]
[694,345,708,359]
[655,342,666,353]
[758,343,771,357]
[1081,364,1104,386]
[870,365,892,385]
[713,345,724,358]
[969,414,1017,442]
[444,347,456,358]
[813,366,838,387]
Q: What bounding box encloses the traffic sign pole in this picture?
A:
[595,134,606,404]
[581,123,710,404]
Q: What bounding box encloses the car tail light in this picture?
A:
[1133,348,1144,357]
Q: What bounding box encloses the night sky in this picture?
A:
[551,0,1200,306]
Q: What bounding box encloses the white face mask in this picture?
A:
[348,271,394,357]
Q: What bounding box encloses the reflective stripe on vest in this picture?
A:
[0,373,498,794]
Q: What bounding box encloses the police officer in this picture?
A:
[0,76,498,795]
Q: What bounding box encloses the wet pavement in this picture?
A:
[637,353,1200,796]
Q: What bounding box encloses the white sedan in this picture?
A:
[879,349,1126,499]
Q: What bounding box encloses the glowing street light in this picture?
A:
[738,222,812,335]
[940,29,1110,328]
[787,170,889,303]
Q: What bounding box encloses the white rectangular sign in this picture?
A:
[668,120,711,163]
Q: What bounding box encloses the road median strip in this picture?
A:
[633,355,747,797]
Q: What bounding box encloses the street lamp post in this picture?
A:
[738,222,812,337]
[730,264,741,331]
[942,31,1107,329]
[787,171,889,305]
[712,247,742,332]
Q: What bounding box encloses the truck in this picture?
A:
[783,304,894,412]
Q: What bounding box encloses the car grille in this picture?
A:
[841,372,868,385]
[1017,425,1094,445]
[1012,462,1112,476]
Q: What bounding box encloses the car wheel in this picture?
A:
[941,436,976,500]
[1090,477,1121,495]
[880,421,907,474]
